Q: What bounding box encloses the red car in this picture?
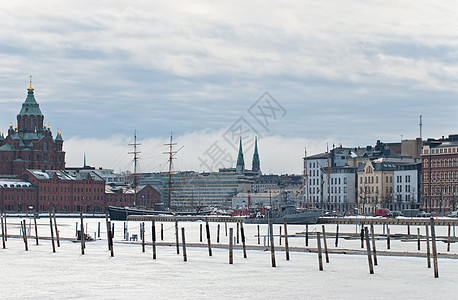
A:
[375,208,393,217]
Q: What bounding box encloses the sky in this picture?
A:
[1,1,457,174]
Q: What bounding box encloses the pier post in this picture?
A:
[430,218,439,278]
[447,224,451,252]
[284,219,289,261]
[335,223,339,247]
[269,220,276,267]
[387,227,391,250]
[21,220,28,251]
[317,232,323,271]
[206,220,212,257]
[50,212,56,253]
[33,211,39,245]
[417,228,421,251]
[1,216,5,249]
[53,211,60,247]
[257,225,260,245]
[181,227,187,262]
[425,224,431,268]
[229,228,233,264]
[370,223,377,266]
[322,225,329,263]
[175,221,180,255]
[241,222,247,258]
[152,220,157,259]
[161,223,164,241]
[217,224,220,243]
[200,224,203,242]
[142,222,146,253]
[365,227,374,274]
[305,224,309,247]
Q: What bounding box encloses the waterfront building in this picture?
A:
[0,80,65,175]
[421,134,458,213]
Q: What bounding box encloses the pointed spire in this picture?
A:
[252,136,261,174]
[236,137,245,173]
[27,75,34,91]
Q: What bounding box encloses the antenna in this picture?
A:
[419,115,423,140]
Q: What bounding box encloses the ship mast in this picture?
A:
[163,133,183,209]
[128,130,141,206]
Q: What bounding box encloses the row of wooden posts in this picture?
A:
[0,214,445,277]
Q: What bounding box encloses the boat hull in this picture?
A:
[107,206,172,221]
[245,210,322,225]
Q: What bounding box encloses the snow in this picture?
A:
[1,218,457,299]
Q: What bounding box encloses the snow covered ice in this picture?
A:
[1,217,457,299]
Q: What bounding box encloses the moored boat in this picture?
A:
[245,205,322,224]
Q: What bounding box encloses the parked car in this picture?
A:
[391,211,404,218]
[417,211,432,218]
[447,211,458,218]
[375,208,393,217]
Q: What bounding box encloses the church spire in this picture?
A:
[236,137,245,173]
[252,136,261,174]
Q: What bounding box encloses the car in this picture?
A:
[391,211,404,218]
[447,211,458,218]
[416,211,432,218]
[375,208,392,217]
[322,211,339,217]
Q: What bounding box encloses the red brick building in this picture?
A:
[421,134,458,213]
[0,81,65,176]
[0,80,162,213]
[105,184,162,209]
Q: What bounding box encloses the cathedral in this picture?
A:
[0,79,65,176]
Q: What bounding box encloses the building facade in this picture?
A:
[0,81,65,175]
[421,135,458,213]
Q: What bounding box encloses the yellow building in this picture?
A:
[357,161,395,214]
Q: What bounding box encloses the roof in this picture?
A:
[28,169,104,182]
[0,178,33,188]
[19,88,43,117]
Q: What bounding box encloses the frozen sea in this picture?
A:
[0,217,457,299]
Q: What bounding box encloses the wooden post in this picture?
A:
[430,218,439,278]
[80,213,85,255]
[322,225,329,263]
[98,222,101,239]
[105,214,111,250]
[181,227,187,262]
[175,221,180,254]
[76,222,78,237]
[236,222,240,244]
[269,220,276,267]
[447,224,451,252]
[365,227,374,274]
[283,219,289,261]
[3,214,6,242]
[200,224,203,242]
[124,222,127,240]
[335,223,339,247]
[33,211,39,245]
[106,218,114,257]
[229,228,234,264]
[53,211,60,247]
[21,220,28,251]
[142,222,146,253]
[279,226,282,246]
[257,225,260,245]
[370,223,377,266]
[206,220,212,257]
[49,212,56,253]
[225,221,228,236]
[217,224,220,243]
[425,224,431,268]
[160,223,164,241]
[111,223,114,239]
[305,224,309,247]
[360,228,364,248]
[152,220,157,259]
[417,228,421,251]
[407,224,410,236]
[1,216,6,249]
[317,232,323,271]
[387,228,391,250]
[383,223,386,235]
[241,222,247,258]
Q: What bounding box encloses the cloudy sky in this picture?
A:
[1,1,457,174]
